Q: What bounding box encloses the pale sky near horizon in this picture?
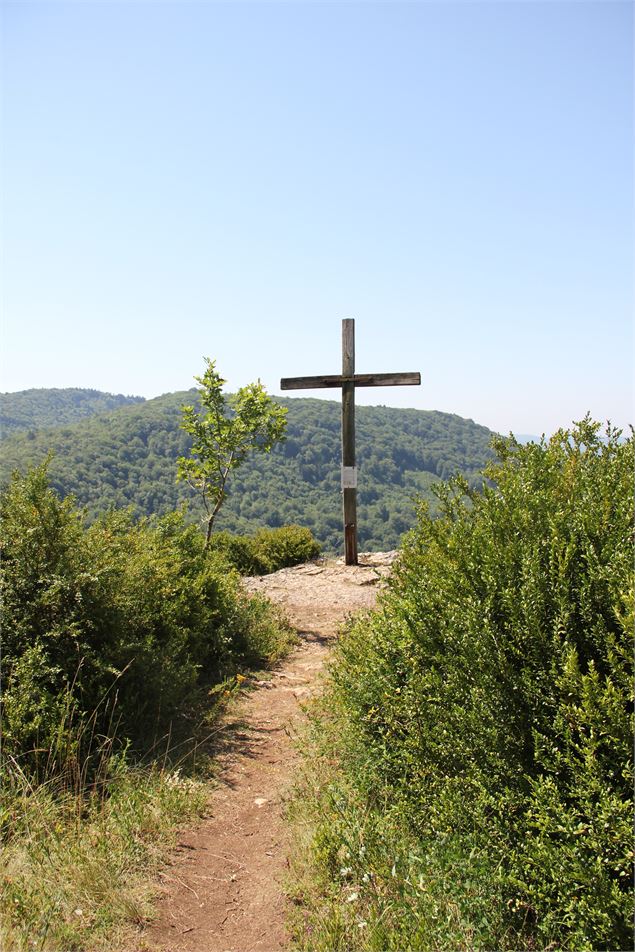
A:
[1,0,633,437]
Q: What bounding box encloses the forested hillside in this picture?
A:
[0,387,144,437]
[0,389,496,551]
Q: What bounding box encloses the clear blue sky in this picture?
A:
[1,0,632,436]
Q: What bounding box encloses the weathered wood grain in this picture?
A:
[280,372,421,390]
[341,320,357,565]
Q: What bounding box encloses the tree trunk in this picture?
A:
[203,492,226,550]
[205,517,214,549]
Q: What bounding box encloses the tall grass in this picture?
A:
[1,751,207,951]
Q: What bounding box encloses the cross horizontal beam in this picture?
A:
[280,372,421,390]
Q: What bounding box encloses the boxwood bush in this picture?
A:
[0,464,293,783]
[292,418,633,951]
[207,524,321,575]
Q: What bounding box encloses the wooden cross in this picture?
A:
[280,319,421,565]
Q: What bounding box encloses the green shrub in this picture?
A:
[291,418,633,951]
[207,524,320,575]
[0,464,293,782]
[206,529,263,575]
[252,524,321,572]
[0,464,296,949]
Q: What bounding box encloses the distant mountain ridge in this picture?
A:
[0,387,497,552]
[0,388,145,438]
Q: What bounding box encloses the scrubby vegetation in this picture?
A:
[208,525,321,576]
[289,418,633,951]
[0,389,495,551]
[0,464,295,950]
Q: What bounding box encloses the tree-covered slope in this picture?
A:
[0,390,496,552]
[0,388,145,438]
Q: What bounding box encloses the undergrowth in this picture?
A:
[288,418,634,951]
[206,524,321,576]
[0,463,296,949]
[1,756,206,951]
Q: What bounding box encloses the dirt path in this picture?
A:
[138,553,396,952]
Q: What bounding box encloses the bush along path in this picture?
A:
[0,468,299,952]
[138,553,397,952]
[286,420,634,952]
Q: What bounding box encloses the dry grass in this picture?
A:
[0,757,208,951]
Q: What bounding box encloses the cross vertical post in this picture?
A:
[341,319,358,564]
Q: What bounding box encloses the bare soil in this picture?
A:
[137,553,396,952]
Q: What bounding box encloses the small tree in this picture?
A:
[177,359,287,547]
